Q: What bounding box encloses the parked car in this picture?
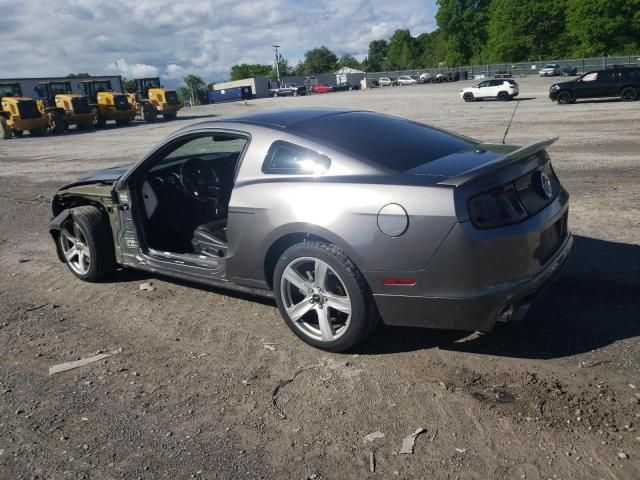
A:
[333,82,361,92]
[397,75,417,86]
[561,66,578,77]
[460,79,519,102]
[270,84,306,97]
[310,84,333,94]
[419,72,434,83]
[549,67,640,104]
[494,70,513,78]
[49,109,571,352]
[378,77,397,86]
[539,64,561,77]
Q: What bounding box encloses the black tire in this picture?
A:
[59,206,116,282]
[50,111,67,134]
[620,86,638,102]
[94,115,107,128]
[0,117,11,139]
[162,112,176,120]
[463,92,475,102]
[497,91,509,101]
[142,104,157,123]
[29,128,45,136]
[115,119,130,125]
[273,241,379,352]
[12,129,24,137]
[556,91,572,105]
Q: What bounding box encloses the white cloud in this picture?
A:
[107,59,160,79]
[0,0,438,84]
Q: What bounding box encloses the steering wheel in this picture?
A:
[179,157,221,202]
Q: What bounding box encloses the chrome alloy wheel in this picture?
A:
[280,257,352,342]
[59,223,91,276]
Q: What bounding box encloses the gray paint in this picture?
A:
[53,108,572,332]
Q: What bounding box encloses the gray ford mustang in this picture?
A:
[49,109,572,351]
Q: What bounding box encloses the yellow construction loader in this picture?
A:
[0,82,49,139]
[129,77,181,122]
[40,81,95,133]
[81,80,136,127]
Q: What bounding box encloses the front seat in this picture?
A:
[192,219,228,258]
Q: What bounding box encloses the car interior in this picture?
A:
[134,133,248,258]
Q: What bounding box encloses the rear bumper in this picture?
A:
[373,233,572,331]
[368,192,571,331]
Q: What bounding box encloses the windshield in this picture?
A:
[0,83,21,97]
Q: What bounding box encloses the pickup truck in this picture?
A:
[270,84,306,97]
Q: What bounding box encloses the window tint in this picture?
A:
[262,141,331,175]
[291,111,475,172]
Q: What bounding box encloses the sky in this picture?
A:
[0,0,438,86]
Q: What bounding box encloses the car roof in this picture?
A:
[221,108,357,129]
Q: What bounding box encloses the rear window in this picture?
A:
[291,111,475,172]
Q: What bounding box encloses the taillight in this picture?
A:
[468,183,528,228]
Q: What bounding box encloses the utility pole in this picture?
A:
[272,44,281,85]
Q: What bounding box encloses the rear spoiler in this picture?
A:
[438,137,558,187]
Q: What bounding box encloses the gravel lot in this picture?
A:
[1,76,639,479]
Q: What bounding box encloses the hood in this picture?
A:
[60,163,132,190]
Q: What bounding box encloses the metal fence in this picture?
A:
[363,55,640,81]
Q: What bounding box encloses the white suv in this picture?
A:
[397,75,417,85]
[460,79,519,102]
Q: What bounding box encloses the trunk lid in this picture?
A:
[407,138,558,187]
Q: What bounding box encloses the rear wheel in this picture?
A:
[463,92,475,102]
[94,115,107,128]
[58,206,116,282]
[620,86,638,102]
[556,91,572,105]
[274,241,378,352]
[497,91,509,101]
[0,118,11,139]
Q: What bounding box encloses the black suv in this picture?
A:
[549,67,640,104]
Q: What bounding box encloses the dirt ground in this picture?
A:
[1,77,639,480]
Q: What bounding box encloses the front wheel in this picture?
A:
[463,92,475,102]
[556,91,572,105]
[50,111,67,134]
[0,117,11,139]
[273,241,378,352]
[58,206,116,282]
[142,104,157,123]
[621,87,638,102]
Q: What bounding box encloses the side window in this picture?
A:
[150,133,248,172]
[582,72,598,82]
[477,81,489,88]
[262,141,331,175]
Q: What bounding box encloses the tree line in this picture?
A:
[229,0,640,80]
